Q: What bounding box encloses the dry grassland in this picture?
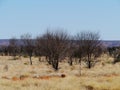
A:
[0,54,120,90]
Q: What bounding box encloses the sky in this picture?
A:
[0,0,120,40]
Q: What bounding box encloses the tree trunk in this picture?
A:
[52,60,59,71]
[55,62,58,70]
[48,57,52,65]
[79,58,82,75]
[88,60,91,69]
[88,55,91,69]
[29,56,32,65]
[69,57,73,66]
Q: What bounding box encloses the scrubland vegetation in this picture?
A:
[0,55,120,90]
[0,30,120,90]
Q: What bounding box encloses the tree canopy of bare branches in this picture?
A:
[36,30,69,70]
[21,33,35,65]
[8,37,19,59]
[75,31,103,68]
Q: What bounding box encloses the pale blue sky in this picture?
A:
[0,0,120,40]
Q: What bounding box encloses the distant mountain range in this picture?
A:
[0,39,120,47]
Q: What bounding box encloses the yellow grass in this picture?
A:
[0,54,120,90]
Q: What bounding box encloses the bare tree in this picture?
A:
[35,35,44,62]
[0,45,9,56]
[21,33,35,65]
[37,30,69,70]
[67,37,77,66]
[8,37,18,59]
[76,31,103,69]
[67,45,75,66]
[36,31,53,64]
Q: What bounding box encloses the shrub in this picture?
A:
[113,54,120,64]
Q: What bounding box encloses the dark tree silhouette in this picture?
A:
[8,37,18,59]
[21,33,35,65]
[67,37,77,66]
[0,45,9,56]
[76,31,103,69]
[37,30,69,70]
[35,35,44,62]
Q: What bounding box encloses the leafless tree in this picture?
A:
[8,37,18,59]
[21,33,35,65]
[35,31,53,64]
[76,31,103,69]
[35,35,44,62]
[67,45,75,66]
[37,30,69,70]
[0,45,9,56]
[67,37,77,66]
